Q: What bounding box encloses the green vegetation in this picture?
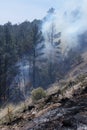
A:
[0,9,83,105]
[31,87,46,101]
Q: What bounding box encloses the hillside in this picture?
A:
[67,51,87,78]
[0,0,87,130]
[0,47,87,130]
[0,71,87,130]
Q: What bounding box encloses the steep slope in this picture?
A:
[67,51,87,78]
[0,75,87,130]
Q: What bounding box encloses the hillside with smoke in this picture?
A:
[0,0,87,107]
[42,0,87,50]
[0,1,87,130]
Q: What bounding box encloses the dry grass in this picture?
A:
[46,83,60,96]
[0,104,15,124]
[0,74,87,125]
[0,97,32,125]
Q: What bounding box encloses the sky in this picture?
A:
[0,0,87,49]
[0,0,63,25]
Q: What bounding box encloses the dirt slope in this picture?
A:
[68,51,87,78]
[0,76,87,130]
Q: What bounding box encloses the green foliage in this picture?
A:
[0,18,84,105]
[31,87,46,101]
[45,23,61,83]
[29,24,44,88]
[0,20,44,103]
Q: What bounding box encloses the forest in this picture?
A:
[0,8,84,105]
[0,0,87,129]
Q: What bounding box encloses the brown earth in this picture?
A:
[0,79,87,130]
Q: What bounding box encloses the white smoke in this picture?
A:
[42,0,87,50]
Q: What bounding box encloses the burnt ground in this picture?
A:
[0,85,87,130]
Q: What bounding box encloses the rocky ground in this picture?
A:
[0,78,87,130]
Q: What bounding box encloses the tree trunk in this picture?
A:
[32,49,36,88]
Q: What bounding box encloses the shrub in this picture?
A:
[31,87,46,101]
[6,104,14,124]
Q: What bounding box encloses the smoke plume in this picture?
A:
[42,0,87,50]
